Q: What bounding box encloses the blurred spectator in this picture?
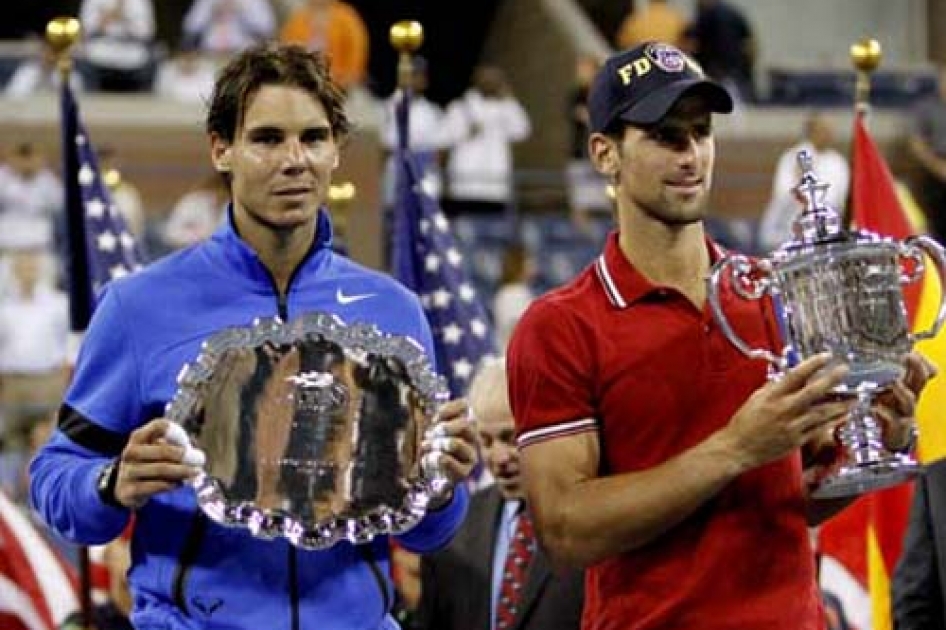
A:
[492,244,536,350]
[0,247,69,449]
[907,65,946,244]
[758,111,849,252]
[390,542,422,630]
[441,65,531,217]
[79,0,157,92]
[565,54,611,235]
[380,56,447,207]
[0,142,62,251]
[154,45,217,105]
[163,174,228,249]
[615,0,688,50]
[4,38,84,98]
[685,0,756,102]
[417,359,584,630]
[98,146,146,239]
[182,0,277,54]
[280,0,369,90]
[892,456,946,630]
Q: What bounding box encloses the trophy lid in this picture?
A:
[788,149,844,245]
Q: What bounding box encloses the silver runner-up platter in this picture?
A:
[707,150,946,499]
[164,312,452,549]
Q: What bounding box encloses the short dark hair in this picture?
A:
[206,44,350,144]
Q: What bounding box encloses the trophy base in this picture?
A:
[810,455,922,499]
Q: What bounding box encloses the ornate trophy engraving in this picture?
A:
[707,150,946,498]
[165,312,452,549]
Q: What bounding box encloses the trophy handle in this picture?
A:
[707,255,784,368]
[902,235,946,341]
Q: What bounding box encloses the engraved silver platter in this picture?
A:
[165,312,450,549]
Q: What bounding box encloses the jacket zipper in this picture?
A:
[289,546,300,630]
[358,545,392,616]
[264,262,305,630]
[172,512,209,614]
[172,225,319,626]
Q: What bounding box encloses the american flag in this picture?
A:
[390,87,496,396]
[60,83,144,332]
[0,490,79,630]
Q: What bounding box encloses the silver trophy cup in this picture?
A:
[707,150,946,498]
[164,312,453,549]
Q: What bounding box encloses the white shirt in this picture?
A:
[81,0,155,40]
[442,91,531,203]
[183,0,276,52]
[0,284,69,374]
[4,62,84,98]
[164,189,225,249]
[758,141,850,253]
[492,282,533,350]
[380,93,447,204]
[80,0,156,70]
[0,167,62,250]
[154,57,217,104]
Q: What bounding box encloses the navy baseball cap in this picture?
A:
[588,42,734,133]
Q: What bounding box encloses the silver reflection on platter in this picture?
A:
[707,150,946,499]
[165,312,450,549]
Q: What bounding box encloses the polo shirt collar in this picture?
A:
[595,230,727,309]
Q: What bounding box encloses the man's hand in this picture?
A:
[113,419,202,509]
[421,398,479,486]
[722,353,853,471]
[874,351,938,452]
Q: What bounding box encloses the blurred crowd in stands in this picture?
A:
[1,1,946,628]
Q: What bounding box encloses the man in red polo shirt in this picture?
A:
[506,42,934,630]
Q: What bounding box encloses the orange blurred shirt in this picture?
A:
[616,3,687,49]
[280,0,368,89]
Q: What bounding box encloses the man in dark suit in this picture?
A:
[417,358,584,630]
[892,457,946,630]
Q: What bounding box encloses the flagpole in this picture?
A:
[851,38,882,119]
[845,38,883,231]
[390,20,424,95]
[47,17,80,81]
[47,17,96,630]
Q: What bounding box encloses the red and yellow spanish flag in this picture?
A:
[819,112,946,630]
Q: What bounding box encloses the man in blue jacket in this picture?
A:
[30,44,478,630]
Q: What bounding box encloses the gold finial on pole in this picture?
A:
[389,20,424,90]
[328,181,356,244]
[851,38,882,113]
[46,17,81,79]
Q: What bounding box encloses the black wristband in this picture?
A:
[96,458,124,509]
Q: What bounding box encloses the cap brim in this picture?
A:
[619,79,734,126]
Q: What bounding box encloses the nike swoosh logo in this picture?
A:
[336,288,377,305]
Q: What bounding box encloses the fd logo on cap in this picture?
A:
[645,43,688,73]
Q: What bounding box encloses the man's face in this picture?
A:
[808,115,833,150]
[602,95,716,227]
[478,404,522,500]
[213,84,339,234]
[9,149,43,179]
[11,250,42,287]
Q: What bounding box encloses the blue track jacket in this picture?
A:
[30,209,469,630]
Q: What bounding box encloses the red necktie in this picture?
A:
[496,510,536,630]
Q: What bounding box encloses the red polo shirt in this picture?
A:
[507,232,825,630]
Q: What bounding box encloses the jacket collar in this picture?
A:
[595,230,726,309]
[211,204,334,286]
